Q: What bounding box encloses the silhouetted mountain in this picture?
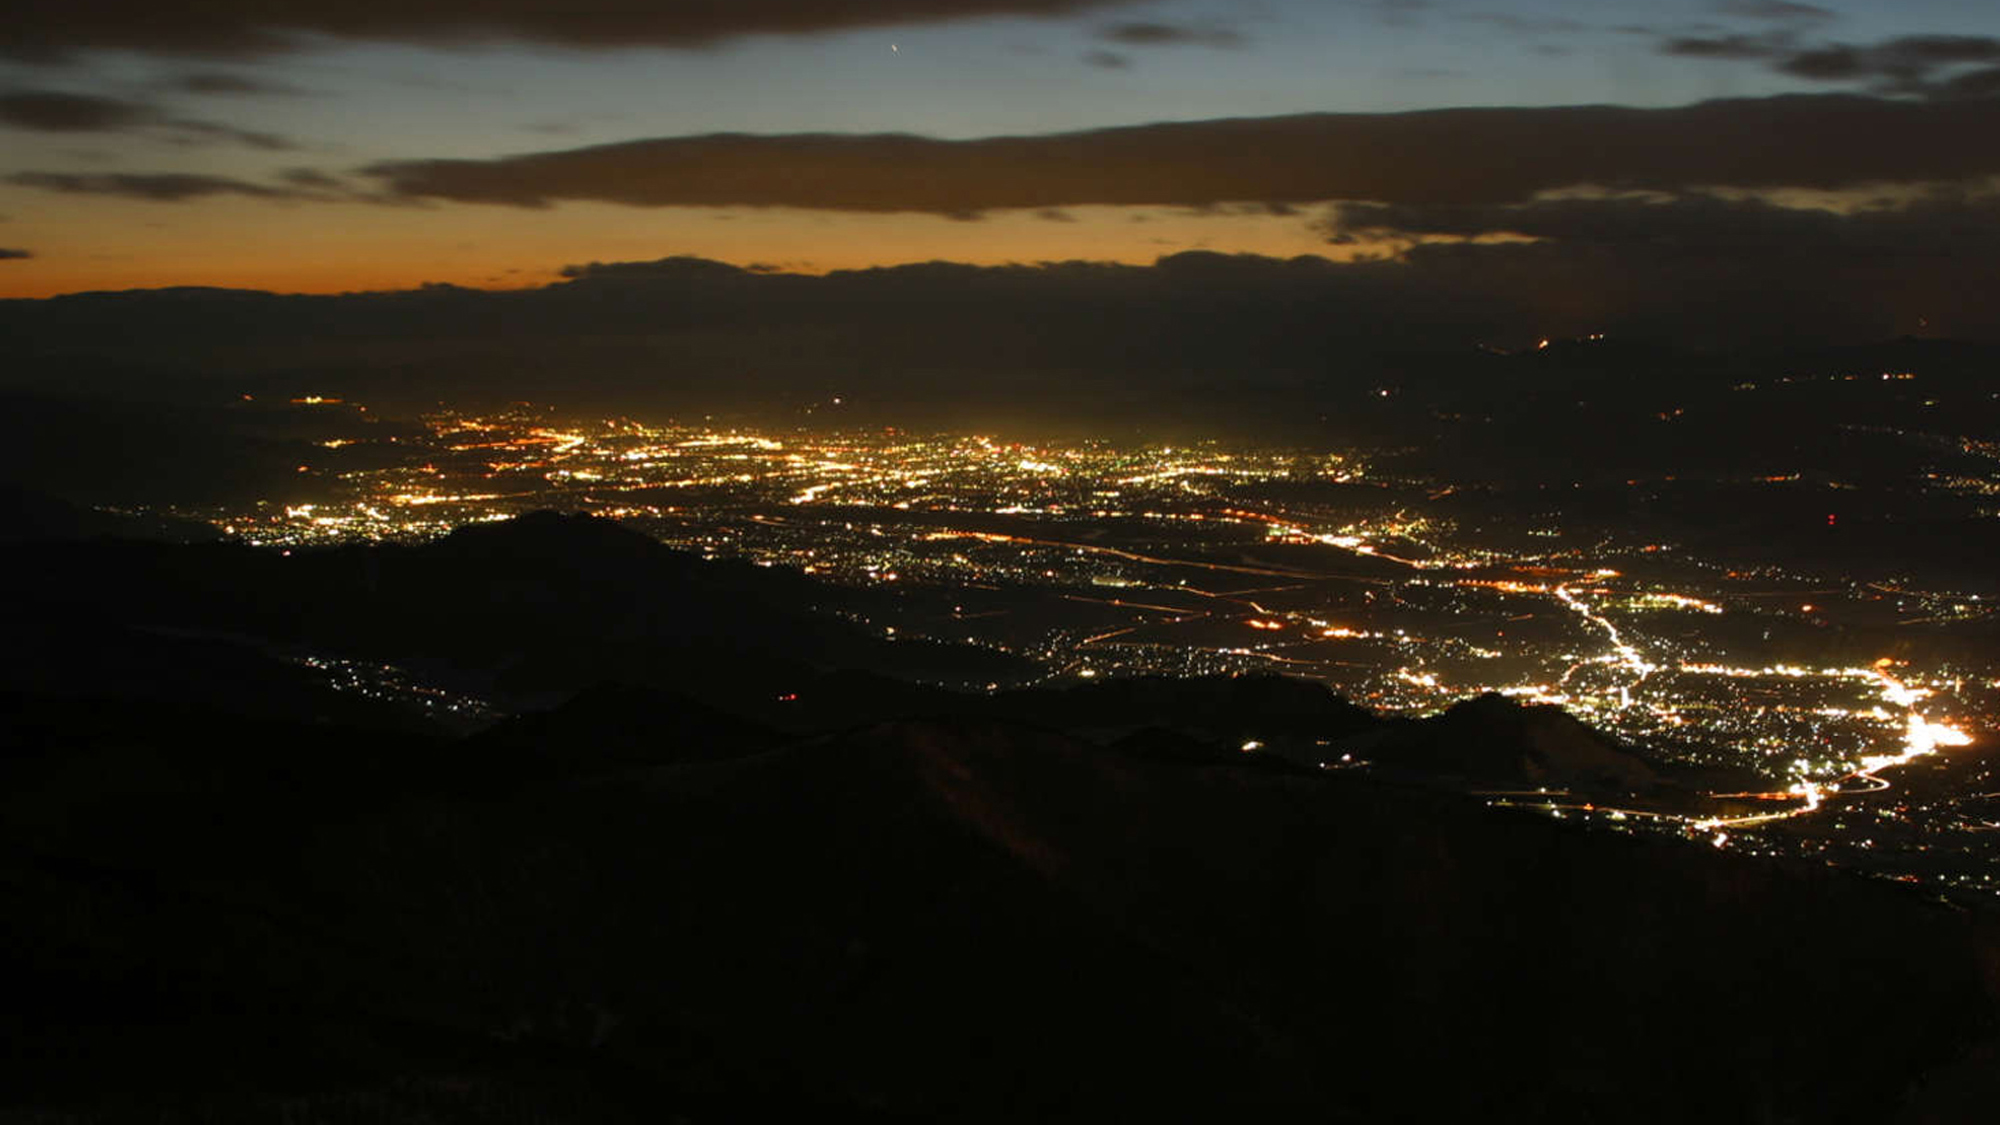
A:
[1,707,1990,1121]
[0,618,454,733]
[991,672,1376,744]
[0,481,220,543]
[466,681,783,784]
[7,256,1998,430]
[1107,724,1233,765]
[1348,691,1661,792]
[12,511,1031,715]
[1102,725,1312,772]
[739,669,1378,758]
[0,394,348,507]
[1782,335,2000,378]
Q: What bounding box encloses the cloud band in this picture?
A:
[361,95,2000,215]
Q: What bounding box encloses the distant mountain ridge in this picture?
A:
[0,482,220,543]
[6,256,1996,427]
[8,510,1029,712]
[1347,691,1661,792]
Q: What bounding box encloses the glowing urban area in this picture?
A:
[177,394,2000,902]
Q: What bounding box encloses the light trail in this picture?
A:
[1211,649,1330,668]
[1080,625,1145,646]
[1687,664,1972,832]
[1553,583,1657,711]
[1060,593,1211,615]
[911,529,1385,582]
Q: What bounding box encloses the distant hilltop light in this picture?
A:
[1526,333,1607,354]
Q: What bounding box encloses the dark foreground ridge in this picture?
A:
[6,703,2000,1122]
[4,513,2000,1121]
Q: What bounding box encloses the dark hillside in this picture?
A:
[1,700,1992,1121]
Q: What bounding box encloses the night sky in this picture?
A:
[3,0,1999,340]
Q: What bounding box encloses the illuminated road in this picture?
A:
[1689,665,1972,832]
[1553,583,1657,711]
[920,528,1390,583]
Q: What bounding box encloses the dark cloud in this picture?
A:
[557,256,756,283]
[1316,191,2000,345]
[1083,49,1130,68]
[1673,31,2000,98]
[168,72,303,96]
[162,118,294,150]
[1779,36,2000,96]
[0,90,152,131]
[361,95,2000,215]
[1938,66,2000,100]
[1456,12,1586,35]
[1359,0,1430,28]
[1098,21,1244,49]
[0,87,294,149]
[5,171,302,202]
[1715,1,1834,22]
[1328,192,2000,256]
[0,248,32,260]
[277,167,347,188]
[1778,44,1863,78]
[6,0,1144,62]
[1663,35,1785,60]
[1880,34,2000,65]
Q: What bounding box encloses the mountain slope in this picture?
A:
[2,705,1990,1121]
